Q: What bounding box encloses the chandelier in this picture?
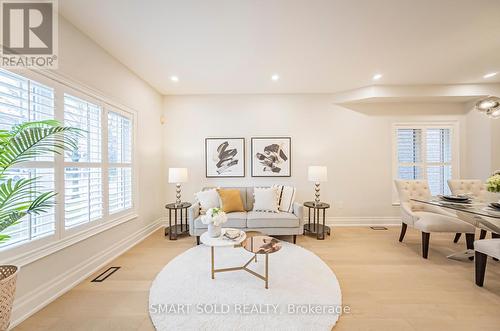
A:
[475,96,500,119]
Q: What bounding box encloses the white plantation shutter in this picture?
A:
[0,68,136,254]
[109,167,132,213]
[397,128,423,180]
[0,69,56,248]
[64,94,103,228]
[426,128,452,196]
[395,125,453,196]
[64,94,101,163]
[108,111,133,214]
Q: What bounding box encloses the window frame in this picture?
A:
[0,69,138,266]
[392,121,460,204]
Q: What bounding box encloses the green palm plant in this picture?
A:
[0,120,81,243]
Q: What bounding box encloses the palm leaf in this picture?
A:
[0,122,82,174]
[0,210,25,237]
[27,191,56,215]
[0,177,38,211]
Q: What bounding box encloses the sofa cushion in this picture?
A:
[253,187,279,213]
[218,188,245,212]
[194,212,247,229]
[247,211,299,228]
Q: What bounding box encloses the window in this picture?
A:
[0,68,136,254]
[108,111,133,214]
[394,124,457,197]
[64,94,103,228]
[0,70,56,248]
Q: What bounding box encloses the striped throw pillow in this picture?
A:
[273,185,296,213]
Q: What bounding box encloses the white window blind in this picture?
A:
[0,69,55,248]
[64,94,103,229]
[395,126,453,196]
[108,111,132,214]
[0,68,136,255]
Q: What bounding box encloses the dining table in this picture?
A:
[411,197,500,261]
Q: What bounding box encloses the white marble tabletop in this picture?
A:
[200,228,247,247]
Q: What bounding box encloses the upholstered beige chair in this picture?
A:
[448,179,489,242]
[474,238,500,286]
[394,180,476,258]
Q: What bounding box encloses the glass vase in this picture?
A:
[208,223,221,237]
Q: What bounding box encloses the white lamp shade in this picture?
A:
[168,168,188,183]
[308,166,327,182]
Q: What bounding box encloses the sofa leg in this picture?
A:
[475,251,487,287]
[196,236,200,245]
[422,232,430,259]
[479,229,487,240]
[399,223,407,242]
[293,235,297,244]
[453,233,461,243]
[465,233,475,250]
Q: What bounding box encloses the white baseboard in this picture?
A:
[325,217,401,226]
[9,218,165,330]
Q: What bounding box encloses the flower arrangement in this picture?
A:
[201,207,228,226]
[486,171,500,193]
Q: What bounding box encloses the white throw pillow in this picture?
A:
[273,185,296,213]
[253,187,279,213]
[195,189,220,213]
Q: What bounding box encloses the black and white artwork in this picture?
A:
[205,138,245,177]
[251,137,291,177]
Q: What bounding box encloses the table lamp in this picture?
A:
[308,166,328,206]
[168,168,188,206]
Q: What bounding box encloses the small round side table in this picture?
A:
[165,202,191,240]
[303,201,331,240]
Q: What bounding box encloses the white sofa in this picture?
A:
[188,187,304,244]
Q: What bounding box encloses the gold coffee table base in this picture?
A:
[211,246,269,289]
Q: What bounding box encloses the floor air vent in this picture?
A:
[370,226,388,230]
[91,267,120,282]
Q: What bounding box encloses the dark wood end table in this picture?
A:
[165,202,191,240]
[303,201,331,240]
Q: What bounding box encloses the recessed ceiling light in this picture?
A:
[372,74,383,81]
[170,76,179,82]
[483,72,497,79]
[271,74,280,81]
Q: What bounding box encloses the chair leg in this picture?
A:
[293,235,297,244]
[479,229,487,240]
[196,236,200,245]
[475,251,488,287]
[422,232,430,259]
[453,233,461,243]
[399,223,407,242]
[465,233,475,250]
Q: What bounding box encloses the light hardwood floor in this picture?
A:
[14,226,500,331]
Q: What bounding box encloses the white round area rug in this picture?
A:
[149,242,342,331]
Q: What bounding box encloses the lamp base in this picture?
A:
[314,182,320,206]
[175,184,182,206]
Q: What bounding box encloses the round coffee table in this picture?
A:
[200,230,281,289]
[243,235,282,289]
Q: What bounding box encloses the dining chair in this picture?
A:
[394,180,476,259]
[474,238,500,286]
[448,179,490,242]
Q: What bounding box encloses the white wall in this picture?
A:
[9,16,165,325]
[491,119,500,172]
[163,95,468,220]
[464,108,492,180]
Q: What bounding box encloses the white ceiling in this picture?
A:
[59,0,500,95]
